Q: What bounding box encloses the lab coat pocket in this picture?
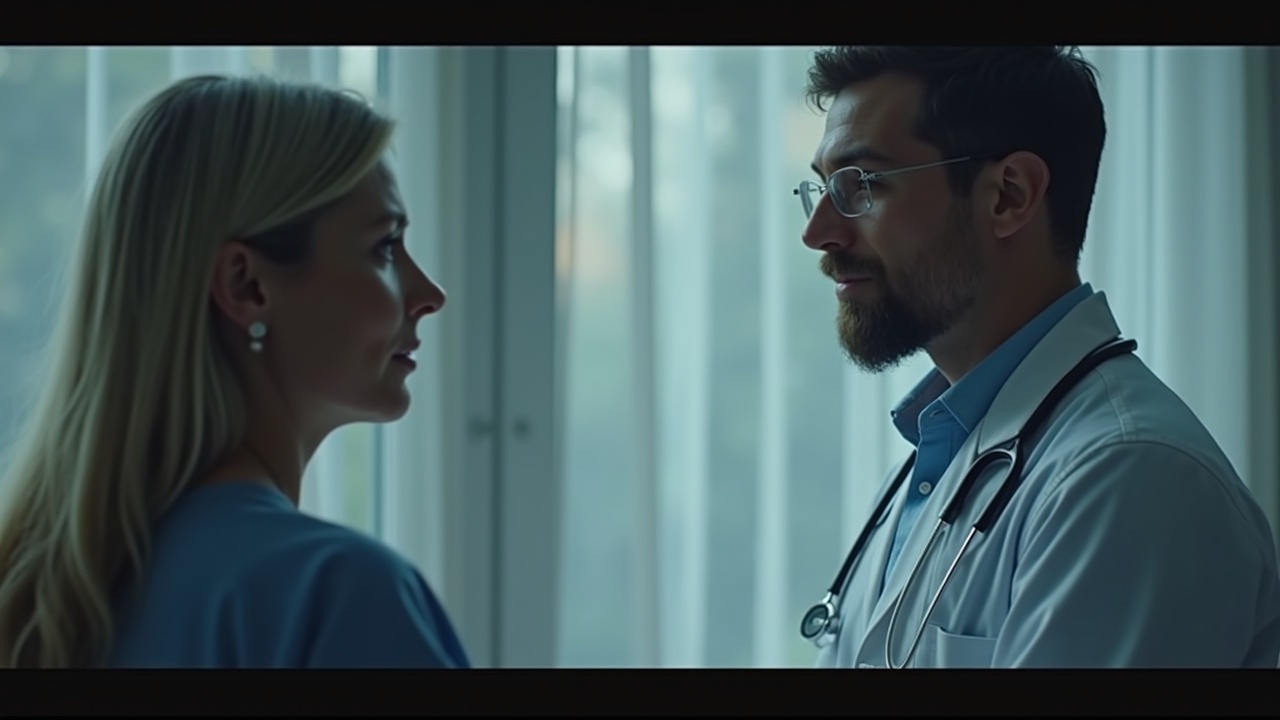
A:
[926,624,997,668]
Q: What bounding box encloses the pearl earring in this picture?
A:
[248,321,267,353]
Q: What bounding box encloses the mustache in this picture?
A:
[819,252,884,280]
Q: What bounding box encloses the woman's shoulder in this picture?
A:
[152,482,378,570]
[267,513,471,668]
[128,481,470,668]
[159,481,428,601]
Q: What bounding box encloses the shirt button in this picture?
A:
[918,481,933,495]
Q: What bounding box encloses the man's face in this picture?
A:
[801,73,986,373]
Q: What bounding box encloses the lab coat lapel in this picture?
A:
[971,292,1123,455]
[854,291,1125,666]
[856,455,914,633]
[856,431,984,665]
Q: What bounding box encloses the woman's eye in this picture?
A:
[374,234,403,260]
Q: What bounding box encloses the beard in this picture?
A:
[823,204,984,374]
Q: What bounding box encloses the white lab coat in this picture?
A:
[815,291,1280,668]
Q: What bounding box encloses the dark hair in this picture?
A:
[805,46,1106,265]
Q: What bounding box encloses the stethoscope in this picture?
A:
[799,335,1138,667]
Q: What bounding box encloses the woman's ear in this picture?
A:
[209,240,269,332]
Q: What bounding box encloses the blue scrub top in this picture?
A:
[107,481,470,668]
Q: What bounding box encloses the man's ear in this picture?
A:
[209,240,269,332]
[986,151,1051,241]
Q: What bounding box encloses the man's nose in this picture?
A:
[800,193,855,253]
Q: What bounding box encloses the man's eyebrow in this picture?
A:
[810,146,901,179]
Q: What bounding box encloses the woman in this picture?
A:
[0,74,469,668]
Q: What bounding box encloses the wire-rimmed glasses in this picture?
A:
[794,156,981,219]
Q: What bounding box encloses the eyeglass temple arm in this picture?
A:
[865,155,976,181]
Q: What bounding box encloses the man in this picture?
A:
[797,45,1280,668]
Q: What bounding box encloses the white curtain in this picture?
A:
[553,45,1280,668]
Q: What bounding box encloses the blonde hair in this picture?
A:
[0,73,396,668]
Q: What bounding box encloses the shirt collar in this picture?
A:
[890,283,1095,446]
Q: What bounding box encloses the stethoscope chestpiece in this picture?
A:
[800,592,839,645]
